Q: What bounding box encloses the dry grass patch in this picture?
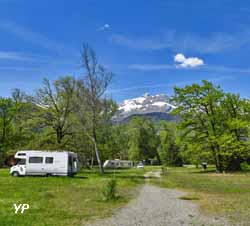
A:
[152,166,250,225]
[179,194,200,201]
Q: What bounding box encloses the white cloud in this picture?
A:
[129,64,173,71]
[98,24,110,31]
[0,51,33,61]
[110,34,171,50]
[110,30,250,53]
[174,53,186,63]
[107,76,234,95]
[0,66,39,71]
[0,21,66,53]
[174,53,204,68]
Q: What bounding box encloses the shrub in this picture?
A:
[240,162,250,172]
[102,178,117,201]
[161,166,168,176]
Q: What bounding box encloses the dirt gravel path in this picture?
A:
[85,171,229,226]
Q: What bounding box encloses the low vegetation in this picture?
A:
[102,178,118,201]
[153,166,250,224]
[0,168,146,226]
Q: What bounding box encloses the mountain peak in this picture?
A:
[113,94,177,123]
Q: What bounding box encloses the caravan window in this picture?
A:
[45,157,53,164]
[29,157,43,163]
[17,159,26,165]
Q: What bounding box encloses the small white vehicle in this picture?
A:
[103,160,133,169]
[10,150,78,177]
[137,162,144,169]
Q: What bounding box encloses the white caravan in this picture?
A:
[103,160,133,169]
[10,150,78,177]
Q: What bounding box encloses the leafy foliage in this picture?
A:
[173,80,250,172]
[127,117,160,163]
[102,178,118,201]
[158,121,182,166]
[240,162,250,172]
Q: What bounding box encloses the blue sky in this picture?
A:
[1,0,250,102]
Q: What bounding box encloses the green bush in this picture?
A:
[240,162,250,172]
[102,178,117,201]
[161,166,168,176]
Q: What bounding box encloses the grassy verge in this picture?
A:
[152,166,250,224]
[0,167,146,226]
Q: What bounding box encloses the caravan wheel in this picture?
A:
[11,171,20,177]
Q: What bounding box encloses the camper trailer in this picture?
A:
[10,150,78,177]
[103,160,133,169]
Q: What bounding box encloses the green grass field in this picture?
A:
[0,168,147,226]
[2,166,250,226]
[153,166,250,224]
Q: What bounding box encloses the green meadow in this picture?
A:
[0,168,146,226]
[2,166,250,226]
[153,166,250,225]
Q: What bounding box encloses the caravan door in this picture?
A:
[26,156,45,175]
[68,155,78,175]
[43,157,54,174]
[68,156,73,174]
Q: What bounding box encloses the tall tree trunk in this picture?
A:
[85,132,104,174]
[92,129,104,174]
[93,138,104,174]
[91,148,94,169]
[212,145,222,172]
[155,151,161,165]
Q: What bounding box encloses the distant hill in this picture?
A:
[112,93,178,123]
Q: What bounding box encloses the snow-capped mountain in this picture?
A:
[113,93,177,123]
